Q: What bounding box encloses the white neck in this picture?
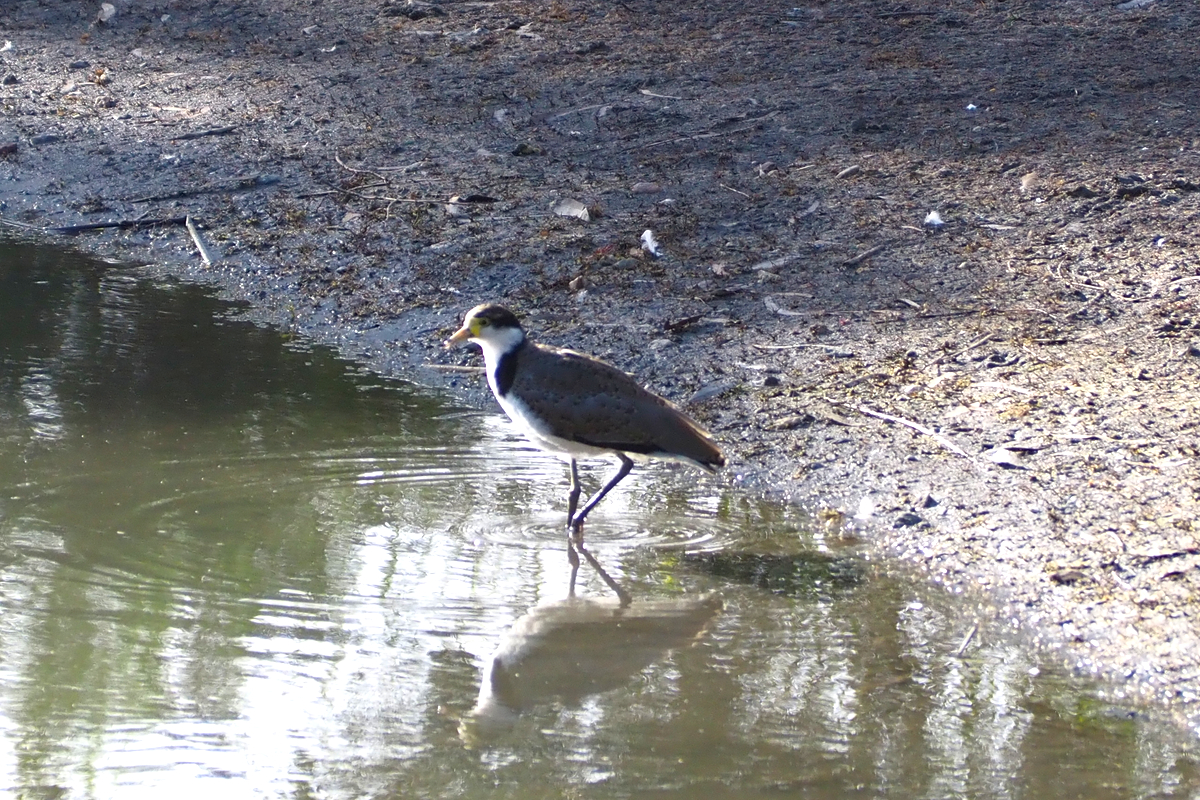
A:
[474,326,525,397]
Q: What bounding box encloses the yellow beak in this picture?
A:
[444,326,472,348]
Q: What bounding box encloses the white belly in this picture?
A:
[495,392,614,461]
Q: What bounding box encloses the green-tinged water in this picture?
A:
[1,238,1198,799]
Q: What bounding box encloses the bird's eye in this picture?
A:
[478,319,490,327]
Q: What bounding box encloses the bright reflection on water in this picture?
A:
[2,238,1200,799]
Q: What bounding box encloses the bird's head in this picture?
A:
[444,304,525,350]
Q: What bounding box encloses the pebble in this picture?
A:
[29,133,61,145]
[1,74,17,85]
[68,59,91,70]
[688,379,739,405]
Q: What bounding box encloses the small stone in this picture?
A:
[688,379,739,405]
[1,74,17,85]
[895,512,924,528]
[29,133,61,145]
[512,142,542,156]
[68,59,91,70]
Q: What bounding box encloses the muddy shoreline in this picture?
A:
[3,0,1200,727]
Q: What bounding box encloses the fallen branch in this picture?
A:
[549,103,609,120]
[49,216,188,234]
[858,405,971,459]
[953,623,978,657]
[0,216,36,231]
[421,364,485,373]
[843,244,886,267]
[127,174,280,203]
[752,342,849,351]
[927,333,994,367]
[173,125,236,141]
[185,215,217,265]
[631,112,778,151]
[639,89,683,100]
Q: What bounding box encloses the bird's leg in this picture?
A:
[566,459,582,534]
[569,454,633,533]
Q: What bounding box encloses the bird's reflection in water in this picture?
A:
[568,540,631,605]
[461,591,723,742]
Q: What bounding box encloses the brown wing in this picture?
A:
[512,343,724,468]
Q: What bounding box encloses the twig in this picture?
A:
[639,89,682,100]
[334,152,386,182]
[927,333,994,367]
[421,364,485,373]
[632,112,778,151]
[173,125,236,141]
[858,405,971,459]
[127,174,280,203]
[549,103,609,120]
[185,215,217,265]
[0,216,37,231]
[953,623,978,657]
[877,10,940,18]
[843,244,886,267]
[49,216,188,234]
[721,183,751,198]
[751,342,848,351]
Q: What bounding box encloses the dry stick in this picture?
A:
[128,174,279,204]
[857,405,972,459]
[927,333,994,367]
[0,216,36,231]
[751,342,849,351]
[421,364,485,373]
[185,215,217,265]
[639,89,683,100]
[843,244,886,267]
[632,111,778,151]
[953,623,978,657]
[721,183,751,198]
[48,216,189,234]
[549,103,608,120]
[174,125,236,141]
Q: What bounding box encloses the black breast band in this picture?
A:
[494,339,524,396]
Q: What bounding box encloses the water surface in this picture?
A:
[1,238,1198,799]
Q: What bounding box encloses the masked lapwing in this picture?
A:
[445,304,725,541]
